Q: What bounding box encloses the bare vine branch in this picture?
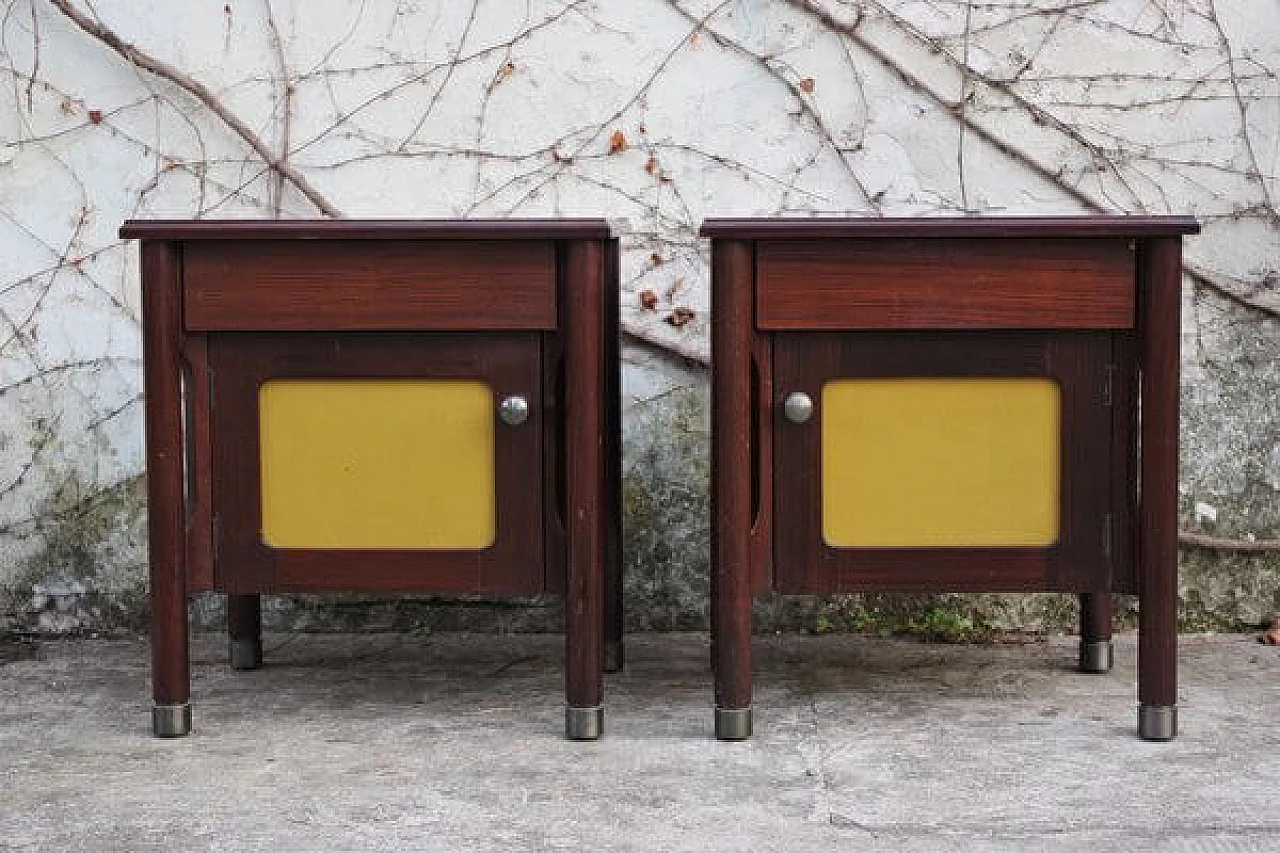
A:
[1179,531,1280,553]
[48,0,340,217]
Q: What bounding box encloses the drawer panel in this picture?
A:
[757,238,1134,330]
[184,240,557,331]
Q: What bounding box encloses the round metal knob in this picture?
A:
[498,395,529,426]
[783,391,813,424]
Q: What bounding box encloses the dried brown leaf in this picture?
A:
[665,307,695,327]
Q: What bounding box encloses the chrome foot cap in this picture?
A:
[1138,705,1177,741]
[152,703,191,738]
[230,639,263,671]
[603,643,624,674]
[566,705,603,740]
[715,707,752,741]
[1078,640,1113,674]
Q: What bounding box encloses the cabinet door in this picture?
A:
[772,331,1115,593]
[209,332,543,595]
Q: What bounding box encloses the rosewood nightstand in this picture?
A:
[704,217,1199,741]
[121,220,622,740]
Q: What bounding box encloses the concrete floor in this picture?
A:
[0,631,1276,852]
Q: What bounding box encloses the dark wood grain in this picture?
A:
[1137,237,1182,712]
[757,238,1135,330]
[771,331,1115,594]
[707,219,1193,739]
[140,239,190,709]
[132,223,621,736]
[602,237,625,669]
[122,219,612,241]
[180,334,215,592]
[1110,332,1140,594]
[540,329,567,595]
[208,332,544,595]
[711,240,755,712]
[563,239,605,712]
[749,333,774,595]
[702,216,1200,239]
[227,594,260,652]
[184,241,557,331]
[1079,593,1112,646]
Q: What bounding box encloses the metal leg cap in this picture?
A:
[603,642,624,674]
[715,707,752,741]
[1078,640,1113,674]
[152,703,192,738]
[565,705,603,740]
[230,638,263,671]
[1138,705,1177,741]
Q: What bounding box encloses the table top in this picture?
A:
[119,219,614,241]
[700,216,1200,239]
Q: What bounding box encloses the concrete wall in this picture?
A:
[1,0,1276,635]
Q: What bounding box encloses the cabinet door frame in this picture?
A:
[209,331,544,595]
[772,330,1115,594]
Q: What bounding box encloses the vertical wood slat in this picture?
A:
[1137,237,1182,714]
[563,240,605,711]
[181,334,214,591]
[749,333,774,595]
[601,238,625,670]
[141,240,190,708]
[712,240,755,713]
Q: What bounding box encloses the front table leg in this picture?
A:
[563,239,605,740]
[1137,237,1182,741]
[141,240,191,737]
[1078,593,1114,673]
[711,239,754,740]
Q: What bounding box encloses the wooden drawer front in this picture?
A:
[757,238,1134,330]
[184,240,557,331]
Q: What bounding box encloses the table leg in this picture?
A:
[564,239,605,740]
[1137,237,1181,741]
[142,240,191,738]
[1078,593,1113,673]
[712,240,754,740]
[602,237,624,676]
[228,594,263,670]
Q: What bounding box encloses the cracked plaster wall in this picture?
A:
[0,0,1276,635]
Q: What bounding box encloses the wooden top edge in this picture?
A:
[120,219,614,240]
[700,216,1201,238]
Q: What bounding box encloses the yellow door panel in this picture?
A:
[259,379,495,549]
[821,378,1060,547]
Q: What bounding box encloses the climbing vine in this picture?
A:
[0,0,1276,600]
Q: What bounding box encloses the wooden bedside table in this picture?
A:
[121,220,622,740]
[704,217,1198,741]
